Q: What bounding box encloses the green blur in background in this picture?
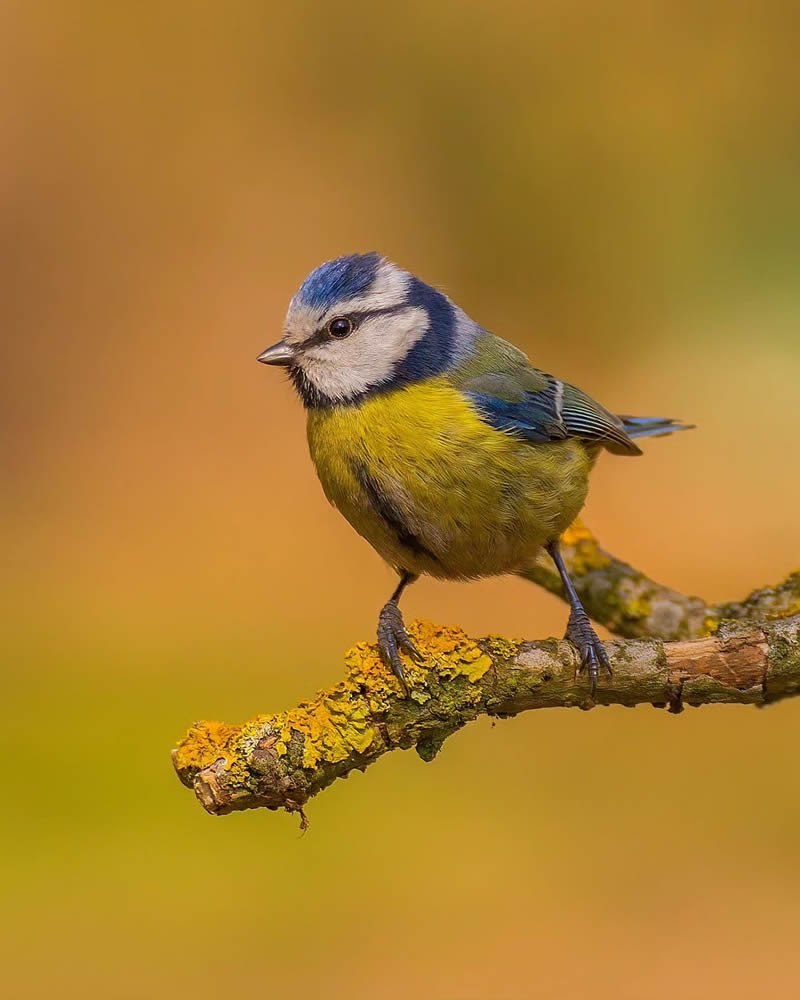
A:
[3,2,800,997]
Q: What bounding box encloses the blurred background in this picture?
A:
[3,1,800,997]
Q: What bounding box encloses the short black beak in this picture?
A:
[257,340,295,367]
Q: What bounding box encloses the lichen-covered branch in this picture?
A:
[173,522,800,819]
[522,521,800,640]
[173,614,800,822]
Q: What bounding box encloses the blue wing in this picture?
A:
[464,372,569,443]
[452,334,691,455]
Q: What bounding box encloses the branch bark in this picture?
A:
[172,523,800,821]
[522,522,800,640]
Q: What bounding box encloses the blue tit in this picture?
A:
[258,253,692,695]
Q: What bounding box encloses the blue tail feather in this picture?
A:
[620,415,695,440]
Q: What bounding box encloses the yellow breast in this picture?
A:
[306,380,593,579]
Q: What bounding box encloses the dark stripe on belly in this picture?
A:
[352,461,440,563]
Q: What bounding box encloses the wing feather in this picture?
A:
[451,333,641,455]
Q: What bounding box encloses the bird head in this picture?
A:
[258,253,479,406]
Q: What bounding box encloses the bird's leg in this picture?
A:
[546,540,611,697]
[377,571,420,691]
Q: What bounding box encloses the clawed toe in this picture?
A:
[377,602,420,691]
[566,612,612,698]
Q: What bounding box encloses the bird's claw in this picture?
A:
[377,601,421,692]
[565,610,612,698]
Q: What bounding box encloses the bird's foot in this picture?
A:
[377,601,421,693]
[565,609,611,698]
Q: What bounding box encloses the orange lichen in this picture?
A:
[173,720,241,778]
[271,691,378,769]
[258,621,496,770]
[343,641,402,713]
[609,583,652,623]
[173,715,277,789]
[561,519,611,574]
[560,519,594,547]
[175,621,502,787]
[410,620,493,682]
[483,634,522,662]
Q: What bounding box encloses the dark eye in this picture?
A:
[327,316,353,339]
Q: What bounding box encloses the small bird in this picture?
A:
[258,253,692,695]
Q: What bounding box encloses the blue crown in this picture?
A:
[295,253,382,310]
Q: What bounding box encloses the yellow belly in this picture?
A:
[306,379,593,579]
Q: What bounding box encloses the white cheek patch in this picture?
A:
[297,306,429,402]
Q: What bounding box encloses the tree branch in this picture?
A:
[172,523,800,822]
[522,521,800,640]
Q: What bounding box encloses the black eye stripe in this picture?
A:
[346,304,408,322]
[301,303,408,348]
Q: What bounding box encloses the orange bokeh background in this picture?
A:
[3,3,800,997]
